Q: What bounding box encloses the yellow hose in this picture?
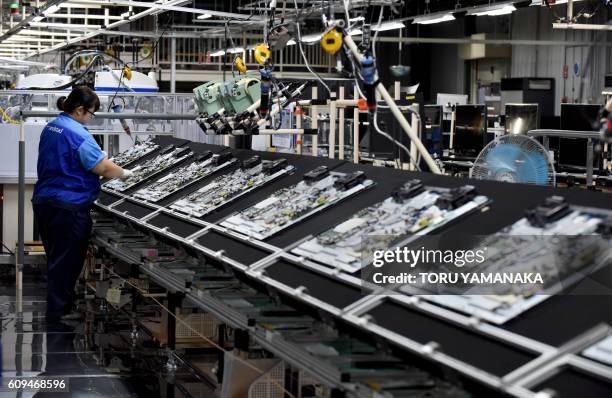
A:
[0,106,22,125]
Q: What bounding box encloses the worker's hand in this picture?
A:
[119,168,134,180]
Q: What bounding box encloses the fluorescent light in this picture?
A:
[29,22,101,29]
[5,37,64,43]
[467,4,516,16]
[413,13,456,25]
[19,29,72,36]
[349,16,365,22]
[210,50,225,57]
[44,4,61,14]
[539,0,584,4]
[0,44,43,48]
[348,28,362,36]
[286,39,296,45]
[227,47,244,54]
[301,33,322,43]
[197,13,211,20]
[372,21,405,31]
[60,3,104,9]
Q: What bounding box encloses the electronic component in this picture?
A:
[103,145,193,192]
[303,166,330,183]
[169,158,294,218]
[417,197,612,325]
[292,181,489,273]
[132,151,236,202]
[525,195,571,227]
[220,169,375,240]
[435,186,479,210]
[109,139,160,167]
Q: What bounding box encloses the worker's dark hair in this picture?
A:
[56,85,100,113]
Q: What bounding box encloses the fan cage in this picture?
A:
[470,135,555,186]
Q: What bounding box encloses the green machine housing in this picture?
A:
[193,74,261,117]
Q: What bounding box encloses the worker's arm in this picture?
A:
[78,134,133,179]
[91,158,132,179]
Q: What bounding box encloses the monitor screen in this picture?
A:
[559,103,602,168]
[424,105,443,155]
[454,105,487,157]
[424,105,442,127]
[560,104,600,132]
[505,104,539,135]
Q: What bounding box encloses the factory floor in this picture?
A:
[0,271,214,398]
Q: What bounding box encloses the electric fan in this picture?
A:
[470,135,555,186]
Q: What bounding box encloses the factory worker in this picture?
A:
[32,85,133,322]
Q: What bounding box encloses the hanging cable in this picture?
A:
[373,110,421,171]
[0,105,22,125]
[292,0,332,96]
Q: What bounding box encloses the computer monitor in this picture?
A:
[560,103,600,132]
[424,105,443,155]
[453,105,487,157]
[504,103,539,135]
[559,103,602,169]
[436,93,468,120]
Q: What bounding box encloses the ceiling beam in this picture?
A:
[62,0,264,21]
[0,0,68,44]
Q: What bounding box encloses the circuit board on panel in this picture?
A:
[291,180,490,273]
[109,139,160,168]
[416,196,612,325]
[103,145,193,193]
[132,151,236,203]
[169,156,294,218]
[220,166,375,240]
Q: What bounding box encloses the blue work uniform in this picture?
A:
[32,112,105,320]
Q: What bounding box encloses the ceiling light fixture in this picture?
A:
[29,22,101,29]
[413,13,456,25]
[196,13,212,20]
[371,21,405,31]
[467,3,516,16]
[44,4,61,14]
[300,33,322,43]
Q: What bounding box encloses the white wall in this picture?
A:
[428,21,467,100]
[3,184,35,250]
[511,6,612,114]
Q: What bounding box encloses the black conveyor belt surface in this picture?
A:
[97,191,122,206]
[147,213,204,238]
[196,230,273,265]
[365,299,538,376]
[264,259,366,309]
[112,200,157,219]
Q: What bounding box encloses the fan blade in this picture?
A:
[514,150,550,185]
[483,143,524,173]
